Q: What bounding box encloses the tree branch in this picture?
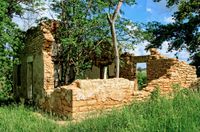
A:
[112,0,123,21]
[107,13,112,25]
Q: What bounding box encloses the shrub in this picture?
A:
[137,70,147,90]
[0,77,14,105]
[150,85,160,101]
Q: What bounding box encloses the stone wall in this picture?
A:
[13,22,55,102]
[135,59,197,100]
[120,53,136,80]
[39,78,135,119]
[13,28,44,100]
[120,49,197,100]
[190,78,200,91]
[41,22,55,94]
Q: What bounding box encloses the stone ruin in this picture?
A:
[120,49,197,100]
[13,22,198,120]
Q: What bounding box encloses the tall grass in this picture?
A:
[0,89,200,132]
[0,105,63,132]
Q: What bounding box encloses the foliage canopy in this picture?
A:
[0,0,24,99]
[146,0,199,76]
[51,0,141,82]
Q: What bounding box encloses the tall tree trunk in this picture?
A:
[110,22,120,78]
[107,0,123,78]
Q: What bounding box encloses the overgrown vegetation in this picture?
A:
[137,69,147,90]
[52,0,142,83]
[1,89,200,131]
[0,0,24,101]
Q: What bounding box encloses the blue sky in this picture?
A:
[13,0,190,67]
[123,0,177,23]
[121,0,190,68]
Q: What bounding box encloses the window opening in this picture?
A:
[136,63,147,90]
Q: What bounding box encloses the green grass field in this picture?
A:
[0,89,200,132]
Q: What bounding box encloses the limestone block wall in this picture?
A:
[190,78,200,91]
[13,23,55,102]
[43,50,54,93]
[147,58,173,82]
[39,78,135,119]
[147,59,197,89]
[41,22,55,94]
[120,53,136,80]
[119,49,197,100]
[135,59,197,100]
[39,87,73,117]
[13,28,45,100]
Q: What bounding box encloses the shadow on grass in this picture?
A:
[0,97,16,106]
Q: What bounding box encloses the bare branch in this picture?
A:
[107,13,112,24]
[112,0,123,21]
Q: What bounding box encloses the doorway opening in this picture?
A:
[136,63,147,90]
